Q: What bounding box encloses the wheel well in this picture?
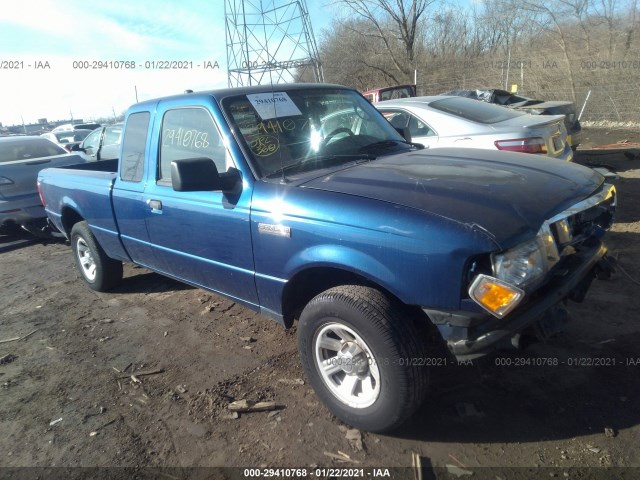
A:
[61,208,84,235]
[281,267,414,328]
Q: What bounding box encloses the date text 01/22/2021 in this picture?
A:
[242,468,393,477]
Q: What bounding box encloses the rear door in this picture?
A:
[142,100,258,306]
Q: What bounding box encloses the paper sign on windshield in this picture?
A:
[246,92,302,120]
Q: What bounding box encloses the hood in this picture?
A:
[299,148,603,248]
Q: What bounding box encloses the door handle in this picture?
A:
[147,199,162,211]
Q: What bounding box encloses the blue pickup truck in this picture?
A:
[38,84,616,432]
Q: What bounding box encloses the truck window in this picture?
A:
[159,108,229,183]
[120,112,150,182]
[379,86,414,101]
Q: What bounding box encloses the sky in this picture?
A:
[0,0,333,127]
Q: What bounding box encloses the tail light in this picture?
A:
[37,180,46,207]
[495,137,546,154]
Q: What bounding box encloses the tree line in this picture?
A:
[313,0,640,122]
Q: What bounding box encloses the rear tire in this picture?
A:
[297,285,428,432]
[70,221,122,291]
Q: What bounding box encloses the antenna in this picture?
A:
[225,0,323,87]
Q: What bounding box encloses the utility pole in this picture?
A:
[225,0,323,87]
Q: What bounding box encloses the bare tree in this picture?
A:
[317,0,640,121]
[319,19,402,89]
[330,0,436,82]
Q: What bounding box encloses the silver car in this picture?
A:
[0,136,86,235]
[41,129,93,152]
[375,96,573,161]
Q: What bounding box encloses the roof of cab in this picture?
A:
[133,83,353,110]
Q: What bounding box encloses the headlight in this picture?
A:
[492,226,560,290]
[469,226,561,318]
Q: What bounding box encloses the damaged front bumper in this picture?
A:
[425,240,612,361]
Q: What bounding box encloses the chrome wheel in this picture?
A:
[314,322,381,408]
[76,237,97,281]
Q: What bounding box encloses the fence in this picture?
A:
[415,55,640,127]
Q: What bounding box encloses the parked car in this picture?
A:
[376,95,573,161]
[52,123,102,133]
[442,89,582,149]
[40,129,93,152]
[39,84,615,432]
[362,84,416,103]
[0,136,86,235]
[71,124,122,161]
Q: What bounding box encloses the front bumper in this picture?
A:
[427,241,609,360]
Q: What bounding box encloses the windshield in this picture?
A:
[221,87,408,178]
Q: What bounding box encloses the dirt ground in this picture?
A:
[1,127,640,479]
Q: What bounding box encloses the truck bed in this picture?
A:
[38,160,120,254]
[53,158,118,173]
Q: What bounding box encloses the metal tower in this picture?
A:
[225,0,324,87]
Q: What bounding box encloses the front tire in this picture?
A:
[70,221,122,291]
[297,285,428,432]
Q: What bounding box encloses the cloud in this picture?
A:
[0,0,229,124]
[0,0,335,125]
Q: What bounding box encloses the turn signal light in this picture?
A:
[468,274,524,318]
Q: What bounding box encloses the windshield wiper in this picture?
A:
[359,139,424,153]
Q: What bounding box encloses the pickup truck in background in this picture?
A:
[362,84,416,102]
[38,84,615,432]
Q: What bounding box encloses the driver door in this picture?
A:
[143,105,258,306]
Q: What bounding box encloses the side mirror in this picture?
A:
[395,127,412,143]
[71,143,84,152]
[171,157,240,193]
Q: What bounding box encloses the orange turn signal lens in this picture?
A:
[468,274,524,318]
